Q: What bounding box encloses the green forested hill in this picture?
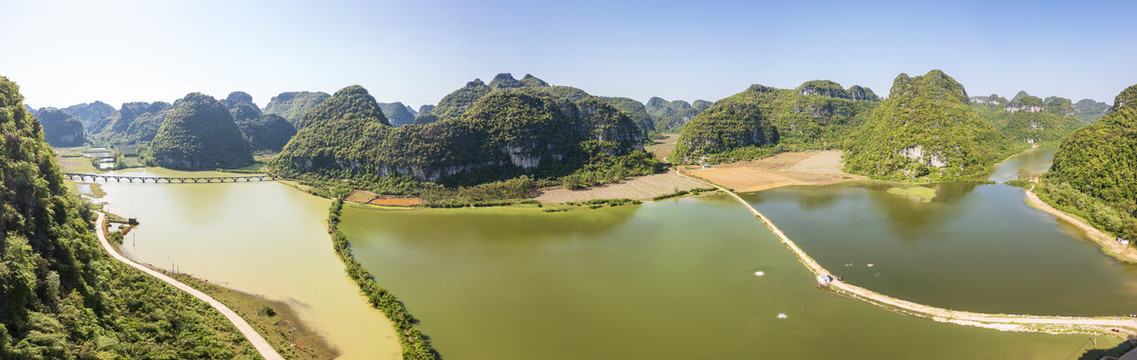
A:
[269,84,658,194]
[220,91,297,152]
[673,103,779,162]
[414,73,656,134]
[971,91,1083,145]
[33,108,85,147]
[88,101,172,144]
[1038,84,1137,241]
[672,80,879,163]
[599,96,654,133]
[150,93,253,170]
[263,91,330,129]
[844,70,1013,179]
[0,76,255,358]
[645,97,712,130]
[1074,98,1110,124]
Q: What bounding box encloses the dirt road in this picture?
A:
[94,212,285,360]
[672,170,1137,339]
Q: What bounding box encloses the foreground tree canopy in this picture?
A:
[0,76,255,358]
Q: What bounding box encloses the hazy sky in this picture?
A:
[4,0,1135,110]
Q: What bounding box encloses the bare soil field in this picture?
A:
[345,190,422,207]
[534,172,706,203]
[644,134,680,161]
[685,150,862,193]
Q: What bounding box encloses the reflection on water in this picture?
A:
[747,152,1137,316]
[342,195,1115,359]
[988,147,1057,182]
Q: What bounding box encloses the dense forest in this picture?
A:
[0,76,256,358]
[970,91,1084,146]
[149,93,254,170]
[673,80,879,163]
[263,91,331,129]
[844,70,1015,179]
[268,82,661,201]
[1038,84,1137,241]
[31,108,84,147]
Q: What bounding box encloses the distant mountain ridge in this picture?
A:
[673,79,879,163]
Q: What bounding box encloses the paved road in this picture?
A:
[94,212,285,360]
[672,169,1137,338]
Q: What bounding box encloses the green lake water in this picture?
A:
[79,148,1134,358]
[748,147,1137,316]
[342,196,1120,359]
[90,168,401,359]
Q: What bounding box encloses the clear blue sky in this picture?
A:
[4,0,1135,110]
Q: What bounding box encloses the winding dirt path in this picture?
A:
[94,212,285,360]
[672,169,1137,339]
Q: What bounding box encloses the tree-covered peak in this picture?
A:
[1112,83,1137,111]
[150,92,253,170]
[888,70,968,104]
[846,85,880,102]
[746,84,779,93]
[797,80,847,98]
[1009,91,1044,107]
[301,85,390,128]
[223,91,255,107]
[489,73,525,89]
[521,74,549,87]
[466,78,486,88]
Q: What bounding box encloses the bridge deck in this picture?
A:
[64,173,279,184]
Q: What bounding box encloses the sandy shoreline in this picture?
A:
[1024,187,1137,263]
